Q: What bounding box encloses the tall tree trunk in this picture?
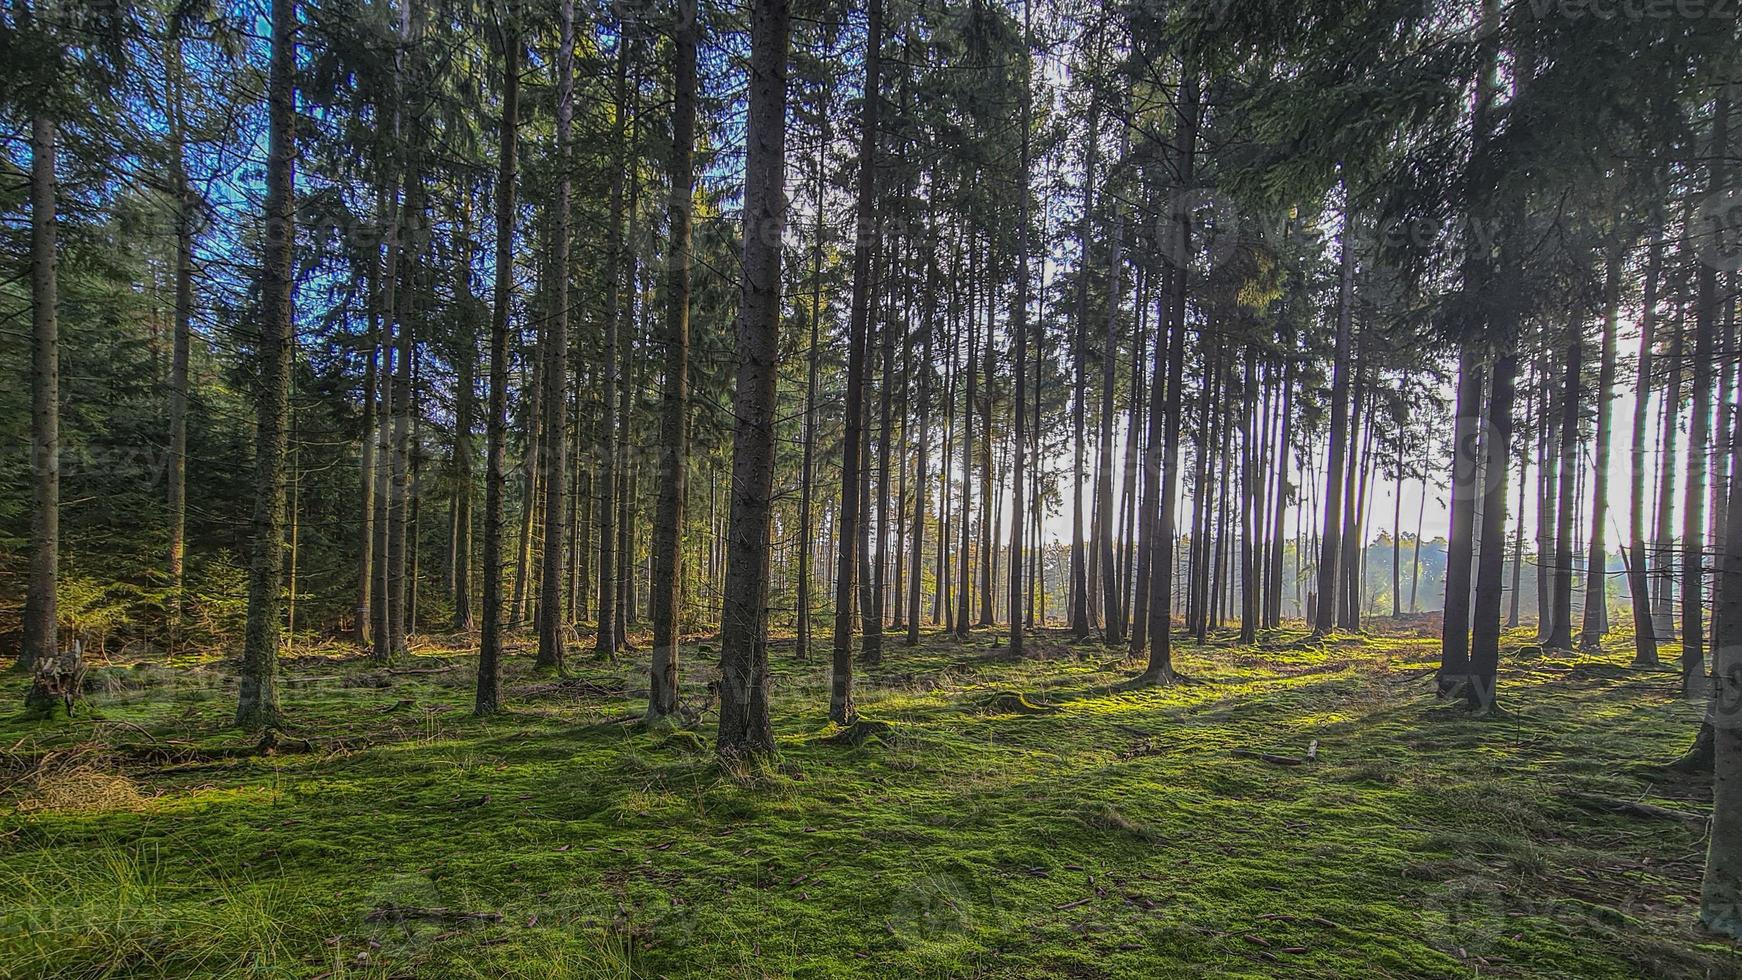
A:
[372,190,399,661]
[454,334,475,631]
[1314,200,1357,638]
[1654,307,1684,640]
[797,105,827,661]
[1626,228,1664,664]
[1070,77,1103,643]
[830,0,882,724]
[22,111,61,688]
[1438,342,1485,685]
[1701,274,1742,934]
[512,348,542,625]
[716,0,788,759]
[1337,366,1366,630]
[1548,321,1583,651]
[977,260,996,630]
[909,216,939,647]
[648,1,698,720]
[166,38,194,648]
[1268,353,1294,626]
[1580,246,1624,651]
[1535,347,1556,640]
[537,0,576,670]
[1682,94,1729,696]
[1469,319,1520,712]
[476,12,519,716]
[954,263,977,639]
[1097,189,1126,644]
[387,4,423,661]
[1239,349,1258,643]
[874,252,897,649]
[1131,262,1168,654]
[1140,62,1197,684]
[595,35,635,658]
[234,0,295,729]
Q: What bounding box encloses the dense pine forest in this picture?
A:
[2,0,1741,975]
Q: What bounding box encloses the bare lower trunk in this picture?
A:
[476,14,519,716]
[716,0,788,759]
[829,0,883,725]
[536,0,576,671]
[23,114,62,693]
[648,4,698,721]
[1548,321,1582,651]
[235,3,295,729]
[1580,247,1623,651]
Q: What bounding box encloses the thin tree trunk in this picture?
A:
[1549,321,1583,651]
[595,36,634,658]
[1140,62,1197,684]
[648,1,698,720]
[909,215,939,647]
[1654,306,1684,640]
[233,2,294,729]
[1097,180,1126,645]
[476,12,519,716]
[166,39,194,648]
[1315,199,1357,638]
[1682,96,1728,696]
[1627,227,1664,665]
[1701,280,1742,935]
[1580,246,1624,651]
[796,104,827,661]
[830,0,882,724]
[22,111,61,686]
[537,0,576,670]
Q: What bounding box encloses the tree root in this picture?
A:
[821,719,894,747]
[975,691,1060,715]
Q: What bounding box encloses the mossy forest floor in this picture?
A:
[3,619,1738,978]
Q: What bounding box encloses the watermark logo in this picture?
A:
[1448,416,1508,504]
[888,873,973,945]
[1694,189,1742,274]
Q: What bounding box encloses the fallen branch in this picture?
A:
[365,904,503,924]
[1565,791,1707,825]
[1232,740,1318,767]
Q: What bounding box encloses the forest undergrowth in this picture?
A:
[1,620,1735,979]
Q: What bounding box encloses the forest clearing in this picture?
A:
[1,621,1733,979]
[5,0,1742,975]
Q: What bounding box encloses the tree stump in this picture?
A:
[25,641,85,716]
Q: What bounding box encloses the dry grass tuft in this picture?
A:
[17,767,145,813]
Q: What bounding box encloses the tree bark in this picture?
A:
[595,35,635,658]
[536,0,576,670]
[166,36,194,648]
[797,98,827,661]
[1548,321,1583,651]
[1683,94,1729,696]
[1627,227,1664,665]
[476,11,519,716]
[234,0,295,729]
[830,0,882,725]
[22,111,61,687]
[1140,62,1197,684]
[716,0,788,760]
[1580,246,1623,651]
[1315,200,1357,638]
[648,0,698,720]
